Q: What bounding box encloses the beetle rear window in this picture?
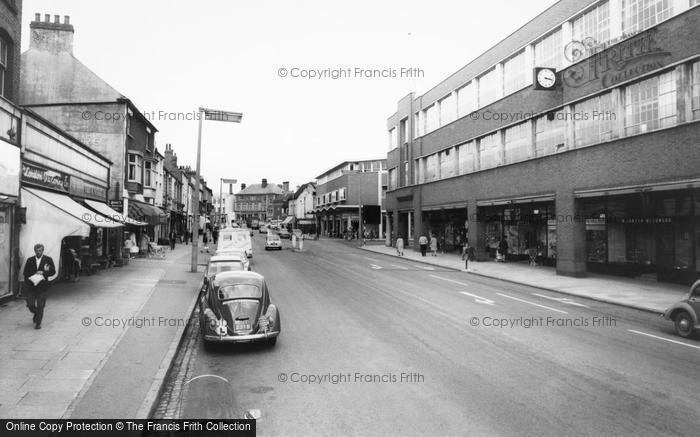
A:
[218,284,261,299]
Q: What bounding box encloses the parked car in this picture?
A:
[663,279,700,338]
[201,252,251,293]
[217,227,253,258]
[259,225,268,234]
[278,228,291,239]
[199,271,280,346]
[265,234,282,250]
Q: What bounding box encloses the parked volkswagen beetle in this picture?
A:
[200,271,280,346]
[662,279,700,338]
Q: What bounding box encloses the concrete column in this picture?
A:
[385,213,391,246]
[467,198,487,261]
[555,190,587,277]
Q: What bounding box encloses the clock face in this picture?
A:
[537,69,556,88]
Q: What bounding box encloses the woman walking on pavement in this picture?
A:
[396,237,405,256]
[430,234,438,256]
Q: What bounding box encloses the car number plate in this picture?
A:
[235,320,251,331]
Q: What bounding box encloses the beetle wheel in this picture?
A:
[674,311,694,338]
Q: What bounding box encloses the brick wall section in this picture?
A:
[0,0,22,103]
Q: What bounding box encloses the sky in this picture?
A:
[22,0,558,194]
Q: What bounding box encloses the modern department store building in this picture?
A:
[384,0,700,284]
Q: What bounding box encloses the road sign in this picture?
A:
[202,109,243,123]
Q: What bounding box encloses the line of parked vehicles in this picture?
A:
[198,225,281,348]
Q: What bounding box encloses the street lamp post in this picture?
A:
[190,107,243,273]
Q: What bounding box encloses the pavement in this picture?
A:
[172,237,700,436]
[0,241,207,419]
[357,241,689,314]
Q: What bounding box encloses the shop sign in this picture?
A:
[21,162,70,192]
[620,217,672,224]
[109,200,124,212]
[562,27,671,89]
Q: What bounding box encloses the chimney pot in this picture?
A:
[54,15,60,24]
[44,14,51,22]
[35,13,40,21]
[64,16,70,24]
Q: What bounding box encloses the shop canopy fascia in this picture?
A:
[20,188,122,280]
[476,194,555,207]
[128,200,168,222]
[574,178,700,198]
[281,216,294,225]
[85,199,147,226]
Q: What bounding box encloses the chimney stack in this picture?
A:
[241,183,247,190]
[282,181,289,192]
[261,178,268,188]
[30,12,75,54]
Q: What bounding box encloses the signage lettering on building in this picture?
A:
[563,28,671,89]
[83,184,107,199]
[21,162,70,192]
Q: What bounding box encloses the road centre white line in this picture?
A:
[414,265,435,270]
[496,293,569,314]
[390,264,409,270]
[627,329,700,351]
[532,293,591,308]
[430,275,495,304]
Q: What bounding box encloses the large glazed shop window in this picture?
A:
[504,122,531,164]
[624,70,677,136]
[533,29,563,71]
[535,110,566,156]
[478,132,501,170]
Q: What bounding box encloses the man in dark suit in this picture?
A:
[23,243,56,329]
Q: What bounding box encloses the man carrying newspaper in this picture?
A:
[23,243,56,329]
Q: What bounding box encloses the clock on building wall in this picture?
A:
[533,67,558,90]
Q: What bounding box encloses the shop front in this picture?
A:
[476,199,556,265]
[580,187,700,285]
[0,130,20,300]
[422,206,468,253]
[128,199,167,249]
[20,111,117,282]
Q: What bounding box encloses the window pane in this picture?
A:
[439,94,456,125]
[439,148,455,179]
[478,68,500,108]
[692,61,700,120]
[535,110,566,156]
[575,92,615,147]
[534,30,563,70]
[478,132,501,169]
[458,141,476,174]
[624,70,676,136]
[622,0,673,34]
[572,1,611,53]
[503,51,529,95]
[504,122,531,164]
[457,82,475,117]
[425,105,439,133]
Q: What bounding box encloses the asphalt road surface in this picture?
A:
[164,236,700,436]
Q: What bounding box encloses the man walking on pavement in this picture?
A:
[418,234,428,256]
[23,243,56,329]
[169,229,177,250]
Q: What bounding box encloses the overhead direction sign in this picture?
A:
[202,108,243,123]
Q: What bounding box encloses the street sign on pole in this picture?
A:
[203,109,243,123]
[191,108,243,272]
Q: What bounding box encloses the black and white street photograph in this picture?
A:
[1,0,700,435]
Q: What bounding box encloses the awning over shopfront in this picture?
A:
[85,199,147,226]
[281,216,294,226]
[128,200,166,223]
[19,187,122,280]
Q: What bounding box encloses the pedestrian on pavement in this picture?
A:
[498,236,508,262]
[169,230,177,250]
[396,237,405,256]
[298,234,304,252]
[430,234,438,256]
[23,243,56,329]
[418,234,428,256]
[202,230,210,253]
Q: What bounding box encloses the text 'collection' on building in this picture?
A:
[385,0,700,285]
